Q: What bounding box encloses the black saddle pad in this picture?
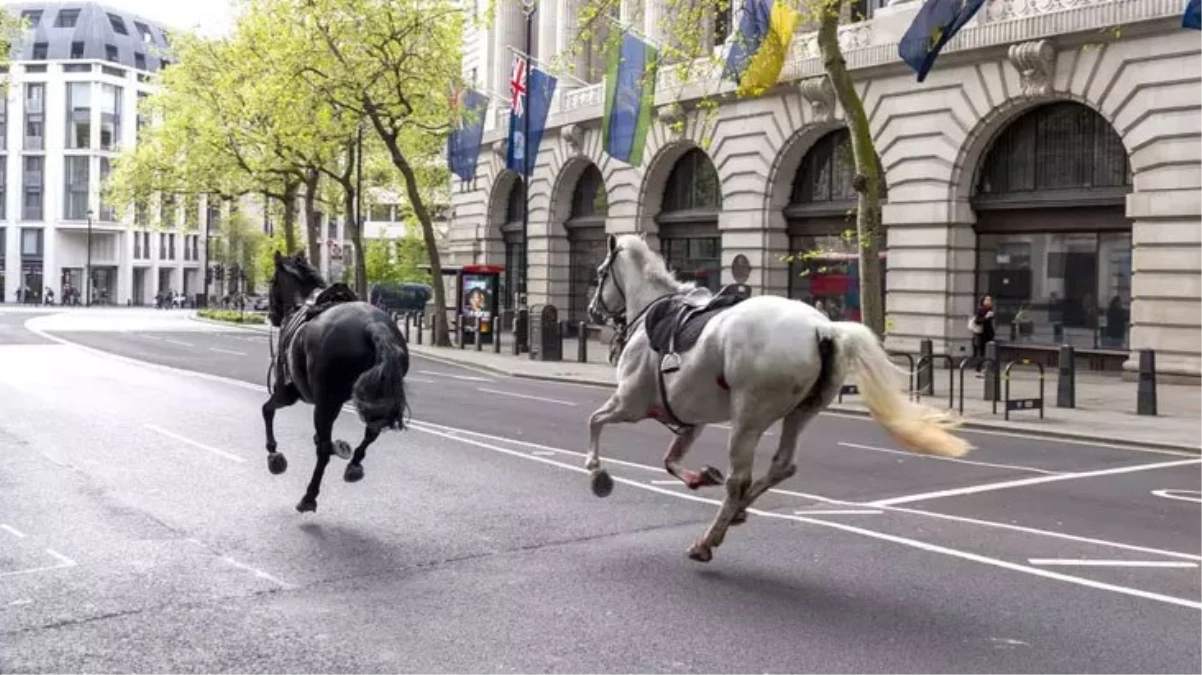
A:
[645,286,747,355]
[304,283,359,318]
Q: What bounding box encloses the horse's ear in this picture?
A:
[294,250,307,263]
[607,234,617,254]
[273,250,284,266]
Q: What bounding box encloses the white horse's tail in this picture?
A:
[820,321,972,458]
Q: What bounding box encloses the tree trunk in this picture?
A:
[367,116,449,347]
[282,179,300,255]
[302,169,323,267]
[340,142,367,298]
[817,0,885,338]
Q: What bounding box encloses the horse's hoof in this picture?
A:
[731,509,748,526]
[590,470,614,498]
[687,541,713,563]
[344,463,364,483]
[700,465,725,486]
[333,440,353,460]
[267,452,288,475]
[296,497,318,513]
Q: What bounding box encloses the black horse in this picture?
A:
[263,251,411,513]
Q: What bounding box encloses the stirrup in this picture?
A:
[661,352,682,373]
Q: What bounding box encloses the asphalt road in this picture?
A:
[1,308,1199,673]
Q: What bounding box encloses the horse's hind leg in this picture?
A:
[297,401,340,513]
[343,426,381,483]
[731,406,819,526]
[687,421,764,563]
[262,384,300,475]
[662,425,723,490]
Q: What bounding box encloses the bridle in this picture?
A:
[591,244,673,365]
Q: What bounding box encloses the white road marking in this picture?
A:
[0,524,27,539]
[650,480,683,485]
[1028,559,1199,569]
[0,549,78,578]
[139,334,162,341]
[531,451,557,457]
[208,347,246,356]
[163,338,195,348]
[409,422,1202,611]
[837,441,1064,476]
[144,424,247,464]
[793,509,883,516]
[477,387,577,406]
[220,555,295,589]
[1152,489,1202,504]
[9,599,32,606]
[407,377,436,384]
[418,369,494,382]
[867,458,1202,507]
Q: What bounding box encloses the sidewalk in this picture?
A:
[406,324,1201,453]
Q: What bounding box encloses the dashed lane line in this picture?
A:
[418,369,494,382]
[1028,559,1199,569]
[208,347,246,356]
[1,524,28,539]
[837,441,1065,476]
[144,424,247,464]
[0,549,78,579]
[476,387,577,406]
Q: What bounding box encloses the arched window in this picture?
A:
[972,102,1133,353]
[657,148,722,292]
[784,129,885,321]
[566,165,608,324]
[500,177,525,310]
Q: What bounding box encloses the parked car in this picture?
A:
[369,282,432,315]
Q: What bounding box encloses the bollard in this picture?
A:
[403,313,412,341]
[474,317,483,351]
[511,312,522,356]
[493,313,502,353]
[1137,349,1157,416]
[515,309,529,354]
[415,314,423,345]
[983,341,999,402]
[1057,344,1075,408]
[918,339,934,395]
[458,313,466,349]
[577,321,588,363]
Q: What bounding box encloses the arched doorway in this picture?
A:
[784,128,884,322]
[971,102,1132,356]
[500,178,525,310]
[656,148,722,292]
[565,164,608,325]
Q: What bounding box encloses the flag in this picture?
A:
[506,62,557,176]
[1185,0,1201,29]
[447,87,489,183]
[722,0,799,98]
[602,30,658,166]
[898,0,987,82]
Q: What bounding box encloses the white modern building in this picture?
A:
[448,0,1202,379]
[0,2,212,306]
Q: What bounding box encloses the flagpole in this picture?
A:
[506,45,591,88]
[517,0,536,352]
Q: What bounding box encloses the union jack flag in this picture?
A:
[509,55,528,117]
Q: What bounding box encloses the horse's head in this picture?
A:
[588,234,627,325]
[268,250,326,326]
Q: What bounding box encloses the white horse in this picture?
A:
[585,233,971,563]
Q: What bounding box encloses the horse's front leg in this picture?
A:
[662,425,723,490]
[586,391,644,498]
[297,401,340,513]
[262,384,300,475]
[343,426,381,483]
[688,422,764,563]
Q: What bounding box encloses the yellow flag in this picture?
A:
[737,1,800,98]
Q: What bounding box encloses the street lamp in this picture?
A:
[85,208,94,307]
[515,0,537,354]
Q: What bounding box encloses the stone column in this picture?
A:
[642,0,663,44]
[1125,189,1202,379]
[536,0,557,67]
[881,200,977,360]
[493,0,527,101]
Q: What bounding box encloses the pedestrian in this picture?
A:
[969,294,995,377]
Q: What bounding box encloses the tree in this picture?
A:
[259,0,463,347]
[364,230,433,286]
[0,9,27,78]
[566,0,886,335]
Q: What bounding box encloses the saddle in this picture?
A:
[644,284,748,374]
[274,283,359,388]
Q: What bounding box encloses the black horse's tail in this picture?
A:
[353,321,410,431]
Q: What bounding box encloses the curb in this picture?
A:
[189,314,272,333]
[408,345,1201,455]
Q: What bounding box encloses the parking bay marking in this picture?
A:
[144,424,247,464]
[0,549,78,579]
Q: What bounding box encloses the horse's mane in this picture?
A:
[283,253,327,289]
[614,234,694,292]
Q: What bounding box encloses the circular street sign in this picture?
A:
[732,254,751,283]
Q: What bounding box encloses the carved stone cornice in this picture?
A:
[1008,39,1057,98]
[561,123,583,153]
[492,138,507,160]
[799,75,837,123]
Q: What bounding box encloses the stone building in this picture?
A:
[447,0,1202,379]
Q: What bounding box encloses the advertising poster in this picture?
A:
[462,274,493,333]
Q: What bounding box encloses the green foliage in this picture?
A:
[198,309,267,324]
[0,9,28,79]
[364,230,433,286]
[255,228,289,289]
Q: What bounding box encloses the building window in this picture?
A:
[0,160,6,220]
[20,10,43,26]
[66,82,92,150]
[70,41,85,59]
[0,96,6,151]
[63,156,90,220]
[105,45,118,63]
[206,197,221,231]
[657,148,722,292]
[369,203,395,221]
[184,194,199,230]
[134,53,146,70]
[168,233,176,260]
[566,164,608,324]
[99,157,115,221]
[134,21,154,44]
[160,193,177,228]
[136,92,148,142]
[31,42,47,60]
[55,9,80,28]
[24,83,44,151]
[500,179,526,310]
[101,84,122,150]
[159,233,166,259]
[21,227,43,257]
[108,14,128,35]
[22,156,43,221]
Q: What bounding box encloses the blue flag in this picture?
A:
[723,0,771,84]
[447,88,489,183]
[602,31,658,165]
[899,0,987,82]
[506,64,557,177]
[1185,0,1200,29]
